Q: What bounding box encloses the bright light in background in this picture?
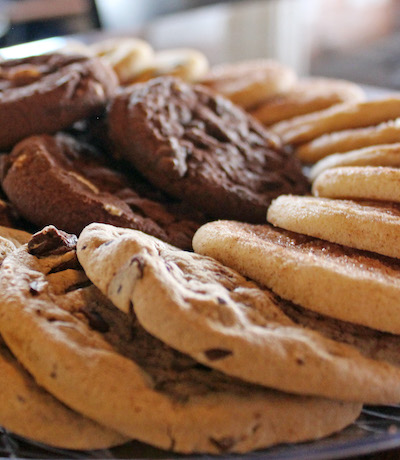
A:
[0,37,69,59]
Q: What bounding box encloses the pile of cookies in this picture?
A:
[1,36,400,456]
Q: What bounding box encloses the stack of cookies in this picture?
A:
[268,94,400,184]
[0,38,400,456]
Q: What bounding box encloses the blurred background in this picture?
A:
[0,0,399,90]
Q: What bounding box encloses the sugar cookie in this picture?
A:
[200,59,296,109]
[268,193,400,258]
[297,118,400,163]
[309,143,400,180]
[251,77,365,126]
[271,96,400,145]
[193,220,400,335]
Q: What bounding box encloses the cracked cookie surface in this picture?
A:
[108,77,309,223]
[1,133,203,249]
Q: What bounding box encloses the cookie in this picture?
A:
[132,48,209,84]
[0,337,128,450]
[268,194,400,259]
[313,166,400,204]
[108,77,309,223]
[0,226,360,454]
[271,96,400,145]
[0,233,21,263]
[309,143,400,181]
[200,59,296,109]
[90,37,154,85]
[0,224,30,247]
[1,133,202,249]
[0,53,118,150]
[297,118,400,163]
[193,220,400,335]
[77,222,400,404]
[0,229,127,450]
[276,300,400,369]
[250,77,365,126]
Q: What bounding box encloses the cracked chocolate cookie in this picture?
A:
[77,222,400,404]
[0,53,118,150]
[0,226,361,454]
[108,77,309,223]
[1,133,203,249]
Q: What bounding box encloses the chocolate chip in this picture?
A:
[129,255,145,278]
[217,297,227,305]
[28,226,77,257]
[81,309,110,333]
[128,300,135,316]
[204,348,232,361]
[209,436,236,452]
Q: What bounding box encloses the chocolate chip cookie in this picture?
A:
[0,226,361,453]
[108,77,309,223]
[77,222,400,404]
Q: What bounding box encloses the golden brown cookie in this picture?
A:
[90,37,154,85]
[0,337,128,450]
[312,165,400,204]
[250,77,365,126]
[309,143,400,181]
[132,48,209,84]
[193,220,400,335]
[271,96,400,145]
[297,118,400,163]
[0,228,126,450]
[0,226,361,454]
[78,222,400,404]
[268,193,400,259]
[200,59,297,109]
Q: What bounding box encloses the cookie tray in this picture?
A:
[1,34,399,460]
[1,404,400,460]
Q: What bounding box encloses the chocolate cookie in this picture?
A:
[0,197,19,228]
[108,77,309,223]
[1,133,202,249]
[0,53,118,150]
